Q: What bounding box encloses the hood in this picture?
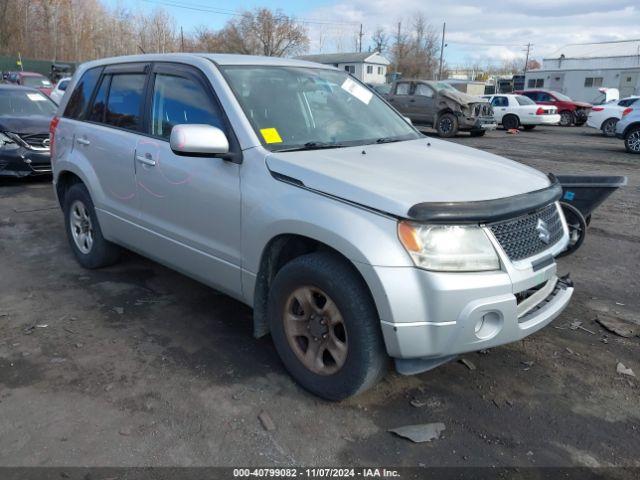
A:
[439,88,487,106]
[573,101,592,108]
[266,138,551,219]
[0,115,53,135]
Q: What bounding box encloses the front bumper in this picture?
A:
[459,115,497,131]
[367,216,572,373]
[0,145,51,177]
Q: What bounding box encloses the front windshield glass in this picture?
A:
[516,95,536,106]
[550,90,572,101]
[0,90,57,116]
[23,76,52,88]
[433,82,458,92]
[221,66,420,151]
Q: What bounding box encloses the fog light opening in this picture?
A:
[475,311,502,340]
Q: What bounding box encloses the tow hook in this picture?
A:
[558,274,574,288]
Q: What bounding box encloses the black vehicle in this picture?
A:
[0,84,56,177]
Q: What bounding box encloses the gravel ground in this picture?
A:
[0,125,638,469]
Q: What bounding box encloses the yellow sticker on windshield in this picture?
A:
[260,128,283,144]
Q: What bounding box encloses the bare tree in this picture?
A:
[216,8,309,57]
[371,26,389,53]
[391,13,440,79]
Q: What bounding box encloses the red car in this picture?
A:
[513,89,592,127]
[6,71,53,96]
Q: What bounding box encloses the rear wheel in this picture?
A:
[559,110,575,127]
[625,126,640,154]
[436,112,458,137]
[268,252,388,400]
[502,114,519,130]
[64,183,120,269]
[601,118,618,137]
[522,125,536,130]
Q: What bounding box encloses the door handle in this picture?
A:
[76,137,90,146]
[136,154,156,166]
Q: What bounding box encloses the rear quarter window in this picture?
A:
[64,67,102,119]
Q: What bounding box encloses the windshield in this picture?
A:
[22,76,52,88]
[0,89,57,116]
[221,66,420,151]
[550,90,572,101]
[516,95,536,106]
[433,82,458,92]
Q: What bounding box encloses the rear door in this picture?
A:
[133,62,242,296]
[66,63,148,234]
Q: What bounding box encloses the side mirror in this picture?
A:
[169,124,229,156]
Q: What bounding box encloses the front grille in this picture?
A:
[472,103,493,117]
[17,133,50,150]
[489,203,564,261]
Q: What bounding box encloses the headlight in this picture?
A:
[398,221,500,272]
[0,132,14,148]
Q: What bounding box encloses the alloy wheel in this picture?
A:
[69,200,94,254]
[283,286,348,375]
[627,130,640,153]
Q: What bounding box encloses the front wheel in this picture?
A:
[502,114,520,130]
[64,183,120,269]
[559,111,575,127]
[268,252,388,400]
[625,126,640,154]
[436,113,459,138]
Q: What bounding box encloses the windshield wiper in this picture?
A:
[274,141,348,152]
[374,137,403,144]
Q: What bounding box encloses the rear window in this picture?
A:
[104,73,146,131]
[0,89,57,116]
[22,76,52,88]
[64,67,102,119]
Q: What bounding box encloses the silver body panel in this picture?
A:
[53,53,573,369]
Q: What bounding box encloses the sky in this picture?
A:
[104,0,640,67]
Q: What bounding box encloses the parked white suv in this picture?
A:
[51,54,573,400]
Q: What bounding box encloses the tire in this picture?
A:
[600,118,618,137]
[267,252,388,400]
[625,126,640,154]
[523,125,536,130]
[559,110,574,127]
[557,202,587,257]
[469,130,486,137]
[63,182,120,269]
[436,112,458,138]
[502,114,519,130]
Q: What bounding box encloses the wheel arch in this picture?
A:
[623,121,640,138]
[251,233,385,340]
[600,116,619,130]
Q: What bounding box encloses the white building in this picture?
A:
[525,39,640,102]
[295,52,390,84]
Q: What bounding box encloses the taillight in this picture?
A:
[622,108,633,117]
[536,107,545,115]
[591,107,604,111]
[49,116,59,158]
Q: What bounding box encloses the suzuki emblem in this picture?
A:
[536,218,550,244]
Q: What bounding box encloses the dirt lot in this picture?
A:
[0,126,638,469]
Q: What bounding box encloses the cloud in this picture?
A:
[303,0,640,65]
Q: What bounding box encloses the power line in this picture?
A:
[140,0,360,27]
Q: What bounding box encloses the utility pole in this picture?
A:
[395,21,401,80]
[358,24,363,52]
[524,42,531,73]
[438,22,446,81]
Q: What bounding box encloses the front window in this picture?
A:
[550,90,572,101]
[22,76,52,88]
[221,66,419,151]
[0,89,57,116]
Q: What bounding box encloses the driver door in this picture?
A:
[412,83,437,124]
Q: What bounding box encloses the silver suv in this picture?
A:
[51,54,573,400]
